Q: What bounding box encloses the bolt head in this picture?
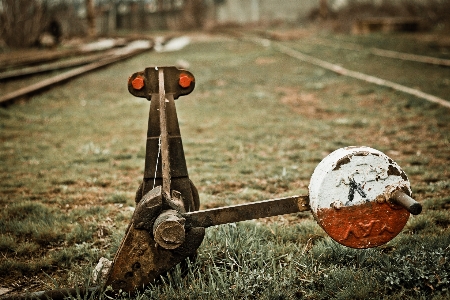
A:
[132,76,145,90]
[179,74,193,88]
[154,218,185,249]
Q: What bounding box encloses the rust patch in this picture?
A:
[333,151,372,170]
[353,151,369,157]
[400,171,408,181]
[315,202,409,248]
[333,155,351,170]
[387,164,402,177]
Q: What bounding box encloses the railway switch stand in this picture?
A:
[102,66,422,293]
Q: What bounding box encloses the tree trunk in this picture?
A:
[319,0,329,20]
[0,0,46,48]
[85,0,96,37]
[181,0,206,29]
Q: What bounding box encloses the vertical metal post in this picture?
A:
[158,68,171,201]
[130,66,198,211]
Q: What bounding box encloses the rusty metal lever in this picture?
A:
[104,67,203,293]
[102,68,424,294]
[158,68,172,201]
[184,195,310,228]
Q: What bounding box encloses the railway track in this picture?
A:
[308,37,450,68]
[2,31,449,109]
[0,39,152,106]
[244,30,450,109]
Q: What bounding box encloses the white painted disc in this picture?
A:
[308,146,411,248]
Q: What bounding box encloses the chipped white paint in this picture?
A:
[309,146,411,212]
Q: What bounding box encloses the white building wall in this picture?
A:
[213,0,445,25]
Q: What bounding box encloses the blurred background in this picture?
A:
[1,0,449,49]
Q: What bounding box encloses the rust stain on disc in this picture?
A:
[316,202,410,248]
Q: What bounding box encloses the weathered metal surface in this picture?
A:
[104,217,203,292]
[158,68,172,201]
[309,146,414,248]
[153,209,186,249]
[105,185,204,292]
[132,186,163,231]
[105,67,203,293]
[185,195,310,228]
[130,66,197,211]
[140,178,199,211]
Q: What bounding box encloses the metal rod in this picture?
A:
[158,68,171,200]
[184,195,310,228]
[390,190,422,215]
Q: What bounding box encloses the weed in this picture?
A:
[105,192,129,204]
[0,235,16,252]
[423,196,450,210]
[66,223,96,244]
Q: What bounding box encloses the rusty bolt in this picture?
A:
[179,74,193,88]
[153,210,185,249]
[160,224,184,242]
[132,76,145,90]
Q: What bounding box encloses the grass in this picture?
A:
[106,222,450,300]
[0,29,449,298]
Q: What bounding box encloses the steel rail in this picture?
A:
[310,37,450,68]
[0,38,129,71]
[241,34,450,110]
[0,49,82,72]
[0,41,152,106]
[273,42,450,109]
[0,53,107,81]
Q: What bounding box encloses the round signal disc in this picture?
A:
[308,146,411,249]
